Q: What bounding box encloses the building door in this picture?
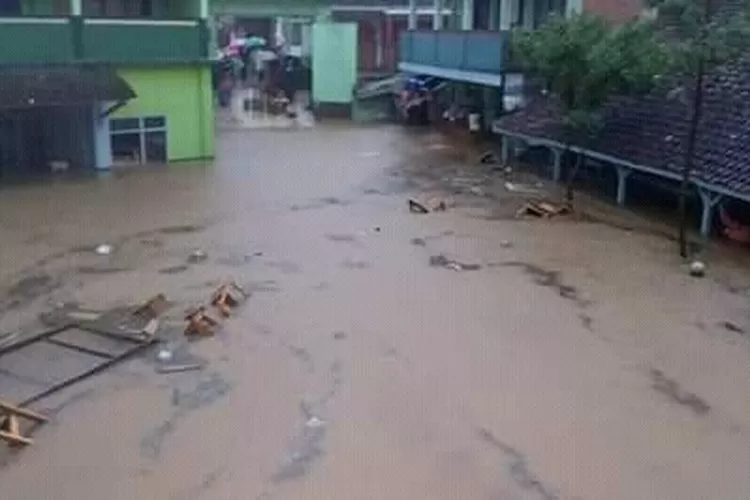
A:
[311,22,357,108]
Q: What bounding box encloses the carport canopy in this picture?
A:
[0,66,135,110]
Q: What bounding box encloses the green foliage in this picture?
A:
[512,14,670,140]
[649,0,750,73]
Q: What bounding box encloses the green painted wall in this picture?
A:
[22,0,62,15]
[311,22,357,104]
[114,65,214,161]
[213,0,328,18]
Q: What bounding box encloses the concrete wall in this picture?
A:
[114,65,214,161]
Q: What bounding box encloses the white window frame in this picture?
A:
[109,115,168,164]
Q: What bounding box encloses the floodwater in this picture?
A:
[1,124,750,499]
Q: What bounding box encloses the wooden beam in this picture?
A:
[0,429,33,446]
[0,400,48,423]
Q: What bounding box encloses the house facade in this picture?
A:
[331,0,451,77]
[0,0,214,177]
[397,0,647,126]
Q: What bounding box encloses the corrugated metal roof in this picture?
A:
[0,66,135,110]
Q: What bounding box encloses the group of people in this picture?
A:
[214,32,302,113]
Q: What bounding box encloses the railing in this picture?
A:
[0,17,74,64]
[0,16,207,65]
[399,30,511,75]
[82,19,205,63]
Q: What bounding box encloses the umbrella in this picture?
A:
[244,36,267,48]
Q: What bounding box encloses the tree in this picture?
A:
[647,0,750,257]
[512,14,670,203]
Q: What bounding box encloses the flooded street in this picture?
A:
[1,124,750,499]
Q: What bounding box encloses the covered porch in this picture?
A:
[0,66,135,179]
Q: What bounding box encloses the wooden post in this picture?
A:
[616,166,632,206]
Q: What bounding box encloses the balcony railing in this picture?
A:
[399,30,511,76]
[82,19,205,63]
[0,16,207,65]
[0,17,74,64]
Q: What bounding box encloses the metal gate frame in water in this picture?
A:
[0,324,156,407]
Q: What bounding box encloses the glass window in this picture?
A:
[110,118,140,132]
[144,131,167,163]
[143,116,166,129]
[111,132,142,163]
[289,23,303,46]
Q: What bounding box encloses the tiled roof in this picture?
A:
[494,55,750,197]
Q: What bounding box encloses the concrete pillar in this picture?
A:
[698,189,723,237]
[384,15,395,71]
[615,166,632,206]
[374,20,383,68]
[523,0,534,28]
[462,0,474,29]
[70,0,81,16]
[408,0,418,29]
[93,104,112,170]
[566,0,583,17]
[489,0,499,29]
[499,0,513,29]
[483,87,498,130]
[501,135,510,164]
[199,0,209,19]
[433,0,444,30]
[551,147,562,182]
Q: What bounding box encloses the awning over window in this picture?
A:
[0,66,136,110]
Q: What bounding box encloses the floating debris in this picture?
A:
[185,307,219,337]
[516,200,570,219]
[429,254,482,271]
[156,363,204,374]
[719,320,745,335]
[157,349,173,362]
[478,151,499,164]
[408,199,430,214]
[210,282,248,317]
[689,261,706,278]
[188,250,208,264]
[95,244,114,256]
[505,182,543,195]
[305,416,324,428]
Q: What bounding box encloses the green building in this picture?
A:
[0,0,214,176]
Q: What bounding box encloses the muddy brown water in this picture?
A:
[0,124,750,499]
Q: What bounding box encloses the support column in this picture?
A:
[698,189,723,237]
[499,0,513,29]
[462,0,474,29]
[408,0,417,29]
[483,87,498,131]
[501,135,510,164]
[70,0,81,16]
[523,0,534,28]
[550,147,562,182]
[489,0,499,30]
[615,166,632,206]
[199,0,209,20]
[92,104,112,170]
[374,19,383,69]
[433,0,444,30]
[384,15,395,71]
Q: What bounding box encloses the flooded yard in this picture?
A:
[0,123,749,499]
